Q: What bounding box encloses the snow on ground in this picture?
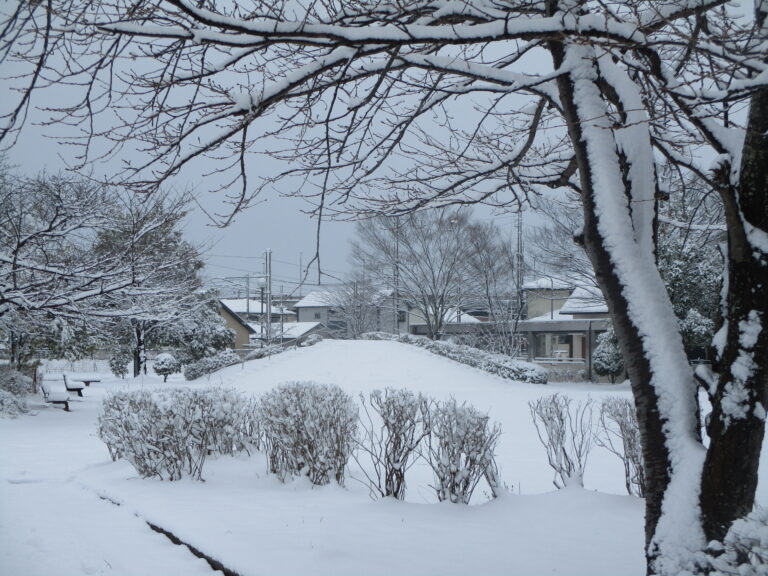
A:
[1,339,765,576]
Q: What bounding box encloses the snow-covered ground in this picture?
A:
[1,340,765,575]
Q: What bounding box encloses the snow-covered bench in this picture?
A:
[39,381,70,411]
[62,374,85,397]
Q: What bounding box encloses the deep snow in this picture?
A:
[1,339,765,575]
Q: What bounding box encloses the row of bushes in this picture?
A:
[361,332,548,384]
[529,393,644,497]
[97,382,502,504]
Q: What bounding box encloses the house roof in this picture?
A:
[220,298,296,316]
[522,278,573,290]
[294,290,336,308]
[249,321,323,340]
[558,286,608,315]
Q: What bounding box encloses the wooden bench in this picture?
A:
[39,381,70,411]
[63,374,85,397]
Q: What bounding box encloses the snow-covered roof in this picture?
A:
[249,321,323,340]
[522,278,573,290]
[220,299,295,316]
[293,290,336,308]
[559,287,608,315]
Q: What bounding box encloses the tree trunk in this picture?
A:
[133,323,144,378]
[700,81,768,542]
[549,34,704,574]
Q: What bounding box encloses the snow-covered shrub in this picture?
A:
[595,396,645,497]
[153,353,181,382]
[98,387,253,480]
[0,389,29,417]
[592,327,624,383]
[423,397,501,504]
[529,393,594,489]
[354,388,430,500]
[679,308,716,352]
[0,368,33,397]
[300,333,323,347]
[259,381,358,485]
[243,344,284,361]
[362,332,547,384]
[708,507,768,575]
[108,348,131,379]
[183,349,241,380]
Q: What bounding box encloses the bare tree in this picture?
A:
[353,210,472,340]
[462,220,523,356]
[2,2,767,571]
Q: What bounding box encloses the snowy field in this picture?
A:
[1,339,765,576]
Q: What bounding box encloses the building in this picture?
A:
[518,282,611,380]
[219,298,296,324]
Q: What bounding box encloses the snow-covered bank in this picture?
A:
[1,340,765,575]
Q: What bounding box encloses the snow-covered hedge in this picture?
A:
[97,387,255,480]
[0,389,29,417]
[260,381,358,485]
[243,345,285,361]
[153,353,181,382]
[0,369,33,397]
[362,332,548,384]
[183,349,241,380]
[708,507,768,575]
[424,397,501,504]
[300,334,323,347]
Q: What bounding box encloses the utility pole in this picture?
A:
[299,252,303,297]
[246,273,251,318]
[265,249,272,344]
[394,217,400,334]
[280,283,284,346]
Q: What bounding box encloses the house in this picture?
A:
[294,288,409,336]
[218,301,256,350]
[518,282,611,380]
[219,298,296,324]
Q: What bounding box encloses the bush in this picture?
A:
[529,393,594,488]
[596,396,645,497]
[97,387,255,480]
[354,388,430,500]
[259,381,358,485]
[708,507,768,575]
[0,389,29,417]
[362,332,547,384]
[424,397,501,504]
[183,349,241,380]
[153,353,181,382]
[300,334,323,347]
[0,368,33,396]
[592,326,624,383]
[109,348,131,379]
[243,345,284,361]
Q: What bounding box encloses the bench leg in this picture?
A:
[64,401,70,412]
[76,390,83,398]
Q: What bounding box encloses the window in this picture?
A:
[314,312,321,320]
[397,310,407,323]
